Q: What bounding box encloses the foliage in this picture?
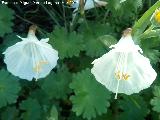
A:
[49,26,84,59]
[40,66,72,99]
[151,86,160,113]
[98,35,117,48]
[0,69,20,108]
[0,33,21,56]
[78,22,115,57]
[0,1,160,120]
[70,69,111,120]
[132,1,160,37]
[118,95,149,120]
[0,5,14,37]
[1,106,19,120]
[47,106,58,120]
[20,98,42,120]
[140,37,160,64]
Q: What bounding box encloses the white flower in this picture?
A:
[3,25,59,81]
[69,0,107,11]
[91,28,157,99]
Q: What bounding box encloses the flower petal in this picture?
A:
[4,40,59,80]
[91,51,157,95]
[4,41,34,80]
[118,52,157,94]
[91,50,117,88]
[40,38,49,43]
[33,42,59,79]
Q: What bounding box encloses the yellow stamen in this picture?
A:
[39,61,48,64]
[122,73,130,80]
[155,9,160,23]
[115,71,130,80]
[33,64,41,72]
[66,0,74,5]
[33,60,48,73]
[115,71,121,80]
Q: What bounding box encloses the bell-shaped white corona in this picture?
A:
[3,25,59,81]
[91,28,157,99]
[71,0,107,11]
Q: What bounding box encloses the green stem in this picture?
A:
[62,2,67,30]
[148,0,152,8]
[15,14,47,36]
[70,12,79,31]
[15,14,35,25]
[83,14,90,31]
[39,3,60,26]
[103,10,109,24]
[48,5,64,20]
[143,25,154,35]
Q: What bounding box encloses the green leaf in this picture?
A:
[20,98,42,120]
[140,29,160,40]
[136,0,143,7]
[150,111,160,120]
[143,49,160,64]
[0,5,14,37]
[151,86,160,113]
[0,69,21,108]
[140,37,160,64]
[98,35,117,48]
[68,113,86,120]
[40,66,72,99]
[93,110,113,120]
[47,106,58,120]
[118,95,149,120]
[1,106,19,120]
[107,0,121,11]
[49,26,84,59]
[0,34,21,55]
[132,1,160,37]
[107,0,142,19]
[70,69,111,120]
[30,89,50,105]
[79,22,114,57]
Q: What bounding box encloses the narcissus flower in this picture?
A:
[67,0,107,12]
[91,28,157,99]
[3,25,59,81]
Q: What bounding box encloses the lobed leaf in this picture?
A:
[1,106,19,120]
[20,98,42,120]
[0,5,14,37]
[40,66,72,99]
[70,69,111,120]
[0,69,21,108]
[140,37,160,64]
[47,106,58,120]
[49,26,84,59]
[151,86,160,113]
[79,22,114,57]
[118,95,149,120]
